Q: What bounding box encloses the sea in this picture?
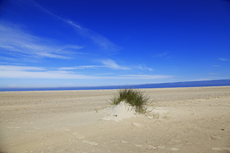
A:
[1,79,230,92]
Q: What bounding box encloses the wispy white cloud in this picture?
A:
[0,24,83,60]
[118,75,172,79]
[0,65,94,79]
[218,58,228,61]
[0,65,44,71]
[58,62,153,72]
[101,59,153,71]
[153,51,170,58]
[28,0,119,52]
[1,0,120,64]
[136,65,153,71]
[0,65,172,80]
[58,65,104,71]
[101,59,131,70]
[0,56,17,62]
[0,70,93,79]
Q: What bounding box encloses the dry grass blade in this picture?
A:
[110,88,149,113]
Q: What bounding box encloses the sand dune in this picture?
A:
[0,86,230,153]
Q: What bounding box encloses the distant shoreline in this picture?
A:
[1,79,230,92]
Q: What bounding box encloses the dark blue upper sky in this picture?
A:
[0,0,230,87]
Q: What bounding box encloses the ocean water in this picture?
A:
[1,79,230,92]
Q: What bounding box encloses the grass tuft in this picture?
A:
[110,88,149,113]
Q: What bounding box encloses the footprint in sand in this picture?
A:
[120,140,128,143]
[131,122,144,128]
[82,140,98,146]
[72,132,85,140]
[135,144,156,149]
[135,145,174,151]
[208,134,222,140]
[171,147,180,151]
[72,132,98,146]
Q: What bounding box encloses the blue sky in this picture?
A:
[0,0,230,88]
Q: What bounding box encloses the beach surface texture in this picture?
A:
[0,86,230,153]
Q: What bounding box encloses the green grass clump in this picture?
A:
[110,88,149,113]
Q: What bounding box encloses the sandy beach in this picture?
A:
[0,86,230,153]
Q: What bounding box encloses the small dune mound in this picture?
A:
[102,101,137,122]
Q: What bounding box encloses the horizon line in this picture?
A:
[1,79,230,91]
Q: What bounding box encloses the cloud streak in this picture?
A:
[0,65,94,79]
[58,60,153,72]
[1,0,119,62]
[153,51,170,58]
[0,24,83,60]
[101,59,131,70]
[114,75,172,80]
[218,58,228,61]
[28,0,119,52]
[58,65,105,71]
[136,65,153,71]
[0,65,45,71]
[0,65,172,80]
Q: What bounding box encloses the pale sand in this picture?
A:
[0,86,230,153]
